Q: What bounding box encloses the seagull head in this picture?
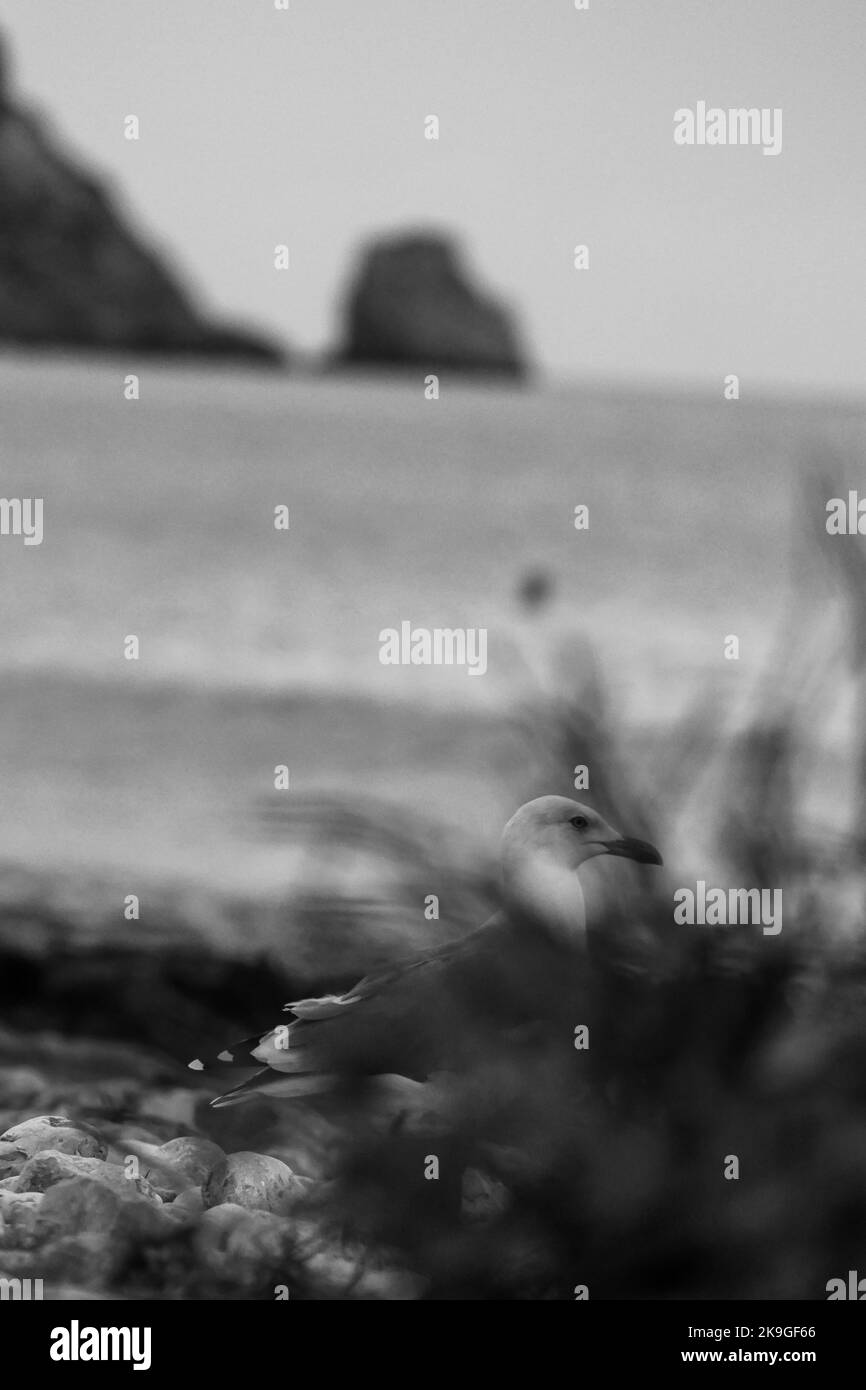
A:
[501,796,663,875]
[499,796,663,940]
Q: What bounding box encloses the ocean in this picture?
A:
[0,354,861,902]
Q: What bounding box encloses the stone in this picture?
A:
[36,1176,125,1242]
[165,1187,205,1220]
[202,1151,310,1216]
[337,233,526,378]
[195,1202,251,1241]
[0,1189,43,1248]
[194,1204,294,1286]
[121,1136,225,1197]
[15,1150,157,1203]
[36,1175,166,1244]
[0,1116,107,1178]
[298,1233,425,1300]
[39,1233,125,1290]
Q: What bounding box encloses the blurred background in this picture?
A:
[1,0,866,1300]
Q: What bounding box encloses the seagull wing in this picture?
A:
[202,914,563,1107]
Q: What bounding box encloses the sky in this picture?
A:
[3,0,865,393]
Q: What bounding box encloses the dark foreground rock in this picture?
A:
[0,33,282,362]
[337,233,526,377]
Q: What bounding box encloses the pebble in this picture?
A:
[194,1204,294,1285]
[15,1150,157,1202]
[166,1186,205,1220]
[0,1116,107,1178]
[120,1135,225,1197]
[202,1151,310,1216]
[37,1176,171,1247]
[39,1232,127,1290]
[0,1189,43,1249]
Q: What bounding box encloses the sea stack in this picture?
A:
[337,232,527,378]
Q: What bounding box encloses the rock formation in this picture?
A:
[0,33,281,362]
[338,232,526,377]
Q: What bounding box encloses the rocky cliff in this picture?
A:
[0,35,281,362]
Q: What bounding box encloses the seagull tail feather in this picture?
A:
[187,1035,268,1074]
[210,1068,341,1109]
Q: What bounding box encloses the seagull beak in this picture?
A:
[602,836,663,866]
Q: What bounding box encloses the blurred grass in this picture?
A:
[283,494,866,1300]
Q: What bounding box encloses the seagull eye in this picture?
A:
[570,815,589,831]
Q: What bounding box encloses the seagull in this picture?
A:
[190,797,662,1109]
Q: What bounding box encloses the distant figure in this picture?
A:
[508,567,605,714]
[516,567,555,612]
[505,567,621,811]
